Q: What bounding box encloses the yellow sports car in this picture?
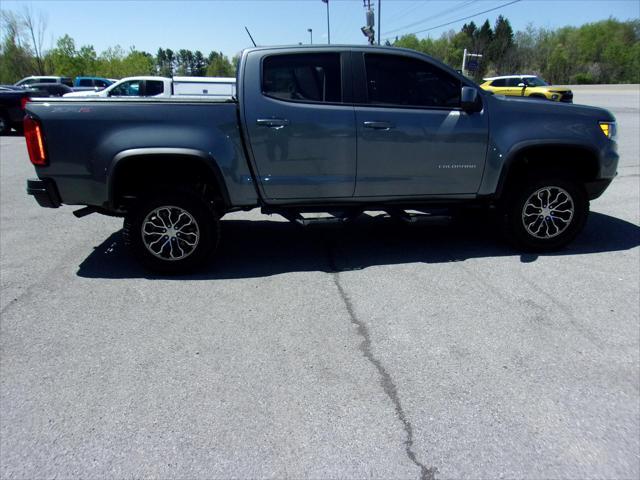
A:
[480,75,573,103]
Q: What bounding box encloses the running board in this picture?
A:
[385,208,453,224]
[72,206,97,218]
[278,211,351,227]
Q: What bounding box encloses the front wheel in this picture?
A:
[503,177,589,251]
[123,190,220,274]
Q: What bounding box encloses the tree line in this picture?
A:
[1,7,638,85]
[0,9,236,83]
[393,16,640,84]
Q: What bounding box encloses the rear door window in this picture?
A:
[363,53,460,108]
[78,79,93,87]
[144,80,164,96]
[262,53,342,103]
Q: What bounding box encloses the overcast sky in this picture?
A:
[2,0,638,58]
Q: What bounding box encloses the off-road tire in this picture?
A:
[123,189,220,274]
[503,176,589,251]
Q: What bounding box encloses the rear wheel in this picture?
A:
[503,177,588,251]
[123,189,220,274]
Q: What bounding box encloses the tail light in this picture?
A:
[20,96,30,111]
[24,116,47,166]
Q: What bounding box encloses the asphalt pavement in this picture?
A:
[1,85,639,479]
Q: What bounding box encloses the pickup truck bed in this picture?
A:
[23,45,618,273]
[28,97,257,209]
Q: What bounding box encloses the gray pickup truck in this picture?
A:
[24,45,618,273]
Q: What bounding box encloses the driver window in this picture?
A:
[109,80,142,97]
[364,54,460,108]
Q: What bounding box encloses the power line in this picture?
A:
[384,1,427,28]
[407,0,523,36]
[383,0,479,36]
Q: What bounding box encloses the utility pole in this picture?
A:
[361,0,375,45]
[308,28,313,44]
[322,0,330,44]
[377,0,381,45]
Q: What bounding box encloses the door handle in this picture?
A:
[363,121,394,130]
[256,118,289,129]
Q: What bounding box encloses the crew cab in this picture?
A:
[24,46,618,273]
[63,76,172,98]
[63,76,236,98]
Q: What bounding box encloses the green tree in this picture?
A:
[48,34,82,77]
[176,49,193,75]
[206,51,234,76]
[193,50,207,76]
[0,11,34,83]
[488,15,514,74]
[546,44,571,83]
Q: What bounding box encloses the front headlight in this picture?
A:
[599,121,617,139]
[551,94,559,101]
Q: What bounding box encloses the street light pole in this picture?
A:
[308,28,313,44]
[377,0,381,45]
[326,0,331,44]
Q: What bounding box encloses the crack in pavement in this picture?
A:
[324,237,437,480]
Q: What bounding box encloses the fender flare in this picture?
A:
[494,140,600,199]
[108,147,231,209]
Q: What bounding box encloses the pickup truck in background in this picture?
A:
[63,76,236,98]
[0,88,38,134]
[1,84,73,134]
[24,46,618,273]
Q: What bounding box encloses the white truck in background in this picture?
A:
[63,76,236,98]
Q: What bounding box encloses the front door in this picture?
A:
[354,52,488,197]
[243,51,356,200]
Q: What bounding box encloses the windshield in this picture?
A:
[523,76,548,87]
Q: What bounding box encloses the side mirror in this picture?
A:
[461,86,482,113]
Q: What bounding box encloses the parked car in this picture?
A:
[480,75,573,102]
[63,76,235,98]
[28,83,73,97]
[73,76,113,89]
[15,76,73,88]
[25,45,617,273]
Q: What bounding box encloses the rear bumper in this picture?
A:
[27,178,61,208]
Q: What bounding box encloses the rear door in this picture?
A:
[504,77,526,96]
[489,78,509,94]
[353,51,488,196]
[242,50,356,200]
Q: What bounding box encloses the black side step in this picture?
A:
[73,206,97,218]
